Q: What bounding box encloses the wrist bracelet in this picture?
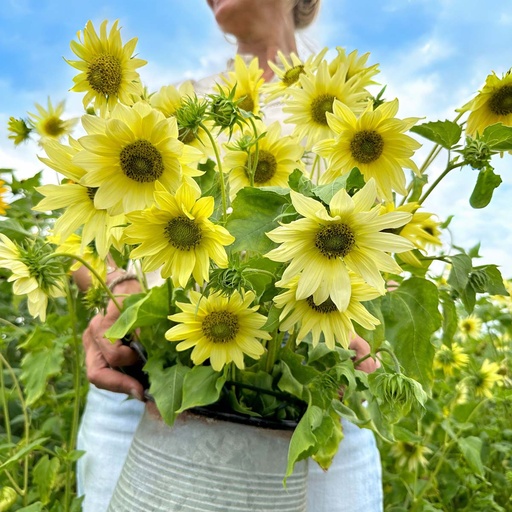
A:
[108,273,139,292]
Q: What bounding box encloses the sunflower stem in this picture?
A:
[376,346,402,374]
[417,161,466,206]
[265,331,282,373]
[0,357,12,447]
[248,116,260,188]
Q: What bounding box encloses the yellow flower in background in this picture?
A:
[28,98,77,143]
[34,138,125,259]
[434,343,469,376]
[165,289,270,371]
[328,47,380,88]
[390,442,432,472]
[381,202,442,267]
[75,101,203,215]
[470,359,504,399]
[0,180,10,215]
[458,314,482,341]
[0,234,65,321]
[461,69,512,137]
[283,60,371,149]
[124,181,234,288]
[263,48,328,102]
[274,273,381,349]
[453,381,470,405]
[221,55,264,115]
[67,20,147,114]
[314,99,421,201]
[265,179,413,311]
[224,120,304,200]
[7,117,32,145]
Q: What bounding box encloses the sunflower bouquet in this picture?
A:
[3,20,512,475]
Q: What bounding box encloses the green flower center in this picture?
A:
[488,85,512,116]
[315,223,356,259]
[238,94,255,113]
[178,127,196,144]
[86,187,98,202]
[350,130,384,164]
[202,310,239,343]
[42,116,66,137]
[164,216,202,251]
[246,150,278,184]
[119,140,164,183]
[282,65,305,86]
[310,94,336,125]
[306,296,338,314]
[87,53,123,96]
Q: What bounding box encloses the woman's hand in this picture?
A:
[349,334,380,374]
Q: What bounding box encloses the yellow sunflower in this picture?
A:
[283,60,372,149]
[7,117,32,146]
[67,19,146,114]
[0,234,66,321]
[328,47,380,87]
[223,120,304,200]
[458,314,482,341]
[75,101,203,215]
[124,181,234,287]
[220,54,264,115]
[390,442,432,472]
[27,98,77,143]
[314,99,421,201]
[274,274,380,349]
[460,69,512,137]
[0,180,10,215]
[433,343,469,376]
[265,179,413,311]
[34,138,125,259]
[165,289,270,371]
[381,202,442,267]
[262,48,328,102]
[469,359,504,399]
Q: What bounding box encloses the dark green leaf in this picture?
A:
[33,455,60,505]
[411,120,462,149]
[457,436,485,476]
[312,168,365,204]
[469,168,502,208]
[481,123,512,151]
[178,365,226,412]
[447,254,472,295]
[482,265,508,295]
[440,291,458,345]
[0,437,50,470]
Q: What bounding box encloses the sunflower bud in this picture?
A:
[7,117,32,145]
[174,95,208,144]
[462,137,492,170]
[0,486,17,510]
[207,86,245,135]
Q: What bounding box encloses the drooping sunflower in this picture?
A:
[262,48,328,102]
[314,99,421,201]
[458,314,482,341]
[273,274,381,349]
[390,442,432,472]
[165,289,270,371]
[124,181,234,287]
[223,120,304,200]
[0,234,66,321]
[0,180,10,215]
[220,54,264,115]
[469,359,504,399]
[460,69,512,137]
[27,98,76,143]
[67,20,147,114]
[283,60,372,149]
[265,179,413,311]
[75,101,203,215]
[34,138,125,259]
[433,343,469,376]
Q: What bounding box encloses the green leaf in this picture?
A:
[20,340,65,405]
[410,120,462,149]
[278,361,305,400]
[381,278,441,392]
[482,265,508,295]
[147,359,190,426]
[279,348,320,385]
[0,437,49,470]
[447,254,472,295]
[480,123,512,151]
[262,304,281,332]
[440,291,458,345]
[17,503,44,512]
[178,365,226,412]
[225,187,290,254]
[469,168,502,208]
[457,436,485,476]
[33,455,60,505]
[312,168,365,204]
[310,412,343,470]
[288,169,313,196]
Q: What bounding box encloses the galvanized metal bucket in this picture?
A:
[107,405,308,512]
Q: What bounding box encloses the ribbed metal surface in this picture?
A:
[108,409,308,511]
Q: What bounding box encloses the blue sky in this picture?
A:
[0,0,511,276]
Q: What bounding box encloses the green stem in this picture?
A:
[265,331,282,373]
[0,357,12,445]
[376,346,402,374]
[248,116,260,188]
[0,317,25,333]
[417,161,466,206]
[309,154,320,181]
[199,122,228,222]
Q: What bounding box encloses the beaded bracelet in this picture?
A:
[108,273,139,292]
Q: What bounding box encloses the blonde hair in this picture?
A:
[293,0,322,29]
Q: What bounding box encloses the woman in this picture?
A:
[77,1,383,510]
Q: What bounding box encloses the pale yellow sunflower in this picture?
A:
[390,442,432,472]
[328,47,380,88]
[265,179,413,311]
[458,314,482,341]
[0,234,66,321]
[67,19,146,114]
[124,181,234,287]
[0,180,10,216]
[262,48,328,102]
[27,98,77,143]
[460,69,512,137]
[34,137,125,259]
[223,120,304,200]
[469,359,504,399]
[74,101,203,215]
[381,202,442,267]
[283,60,372,149]
[220,54,264,115]
[274,273,381,349]
[165,289,270,371]
[314,99,421,201]
[433,343,469,376]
